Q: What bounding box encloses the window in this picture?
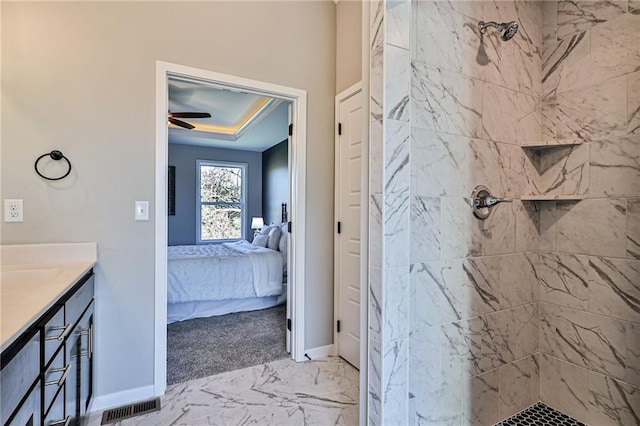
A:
[196,160,247,243]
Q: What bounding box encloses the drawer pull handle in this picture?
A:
[45,364,70,387]
[45,324,71,341]
[49,416,71,426]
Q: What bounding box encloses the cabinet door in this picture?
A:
[1,332,39,424]
[6,380,40,426]
[77,302,94,417]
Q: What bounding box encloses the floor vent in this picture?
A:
[101,398,161,424]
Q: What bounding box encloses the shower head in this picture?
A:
[478,20,519,41]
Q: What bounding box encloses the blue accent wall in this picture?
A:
[168,143,262,245]
[262,140,289,225]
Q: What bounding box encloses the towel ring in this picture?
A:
[34,150,72,181]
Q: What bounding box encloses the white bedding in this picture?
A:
[167,289,287,324]
[167,241,283,304]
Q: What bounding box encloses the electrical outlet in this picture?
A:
[4,199,23,222]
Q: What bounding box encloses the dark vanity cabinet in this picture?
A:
[0,331,41,426]
[1,272,95,426]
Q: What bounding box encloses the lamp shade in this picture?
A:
[251,217,264,230]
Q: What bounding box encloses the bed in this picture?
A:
[167,221,289,323]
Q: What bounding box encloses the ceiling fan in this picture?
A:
[168,111,211,130]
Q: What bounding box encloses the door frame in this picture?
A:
[154,61,308,396]
[333,82,363,359]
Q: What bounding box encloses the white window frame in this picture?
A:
[195,159,248,244]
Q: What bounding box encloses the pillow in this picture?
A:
[279,232,288,273]
[252,234,269,247]
[278,228,287,251]
[280,222,288,234]
[267,227,281,251]
[259,225,275,235]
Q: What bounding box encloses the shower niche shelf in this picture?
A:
[521,195,583,202]
[519,140,585,203]
[520,140,582,150]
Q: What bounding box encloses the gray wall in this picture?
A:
[1,1,335,401]
[336,0,362,94]
[262,140,288,225]
[168,144,262,246]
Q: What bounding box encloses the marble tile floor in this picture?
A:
[86,356,359,426]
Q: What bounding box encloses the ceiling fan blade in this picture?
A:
[169,117,195,130]
[170,112,211,118]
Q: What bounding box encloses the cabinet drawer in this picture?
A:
[43,349,67,416]
[43,385,65,426]
[66,275,94,329]
[0,331,39,424]
[43,306,66,367]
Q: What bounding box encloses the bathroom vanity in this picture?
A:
[0,243,96,426]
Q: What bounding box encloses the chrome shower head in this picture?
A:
[478,20,519,41]
[500,21,519,41]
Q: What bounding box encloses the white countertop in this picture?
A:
[0,243,97,353]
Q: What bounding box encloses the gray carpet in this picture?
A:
[167,304,288,385]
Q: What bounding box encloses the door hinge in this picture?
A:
[287,318,292,331]
[338,122,342,136]
[337,320,341,333]
[288,221,292,233]
[288,123,293,136]
[337,221,341,234]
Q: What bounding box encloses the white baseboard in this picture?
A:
[304,344,335,360]
[88,384,156,413]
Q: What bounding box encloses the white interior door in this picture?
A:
[335,86,362,369]
[286,103,292,354]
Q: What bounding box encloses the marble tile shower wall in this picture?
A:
[537,1,640,425]
[368,0,384,424]
[369,0,417,422]
[407,1,543,425]
[368,0,412,425]
[370,1,638,425]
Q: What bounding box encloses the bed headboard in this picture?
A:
[281,203,288,223]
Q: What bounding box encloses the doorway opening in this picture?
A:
[154,61,308,395]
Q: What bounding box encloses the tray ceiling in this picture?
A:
[168,77,289,152]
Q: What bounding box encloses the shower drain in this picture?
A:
[496,402,585,426]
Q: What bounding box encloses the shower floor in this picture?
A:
[496,402,586,426]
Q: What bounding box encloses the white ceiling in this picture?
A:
[168,77,290,152]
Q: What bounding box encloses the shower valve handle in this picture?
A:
[471,185,512,220]
[477,195,513,208]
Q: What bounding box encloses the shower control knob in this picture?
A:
[471,185,512,220]
[478,195,512,208]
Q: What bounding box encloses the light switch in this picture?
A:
[135,201,149,221]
